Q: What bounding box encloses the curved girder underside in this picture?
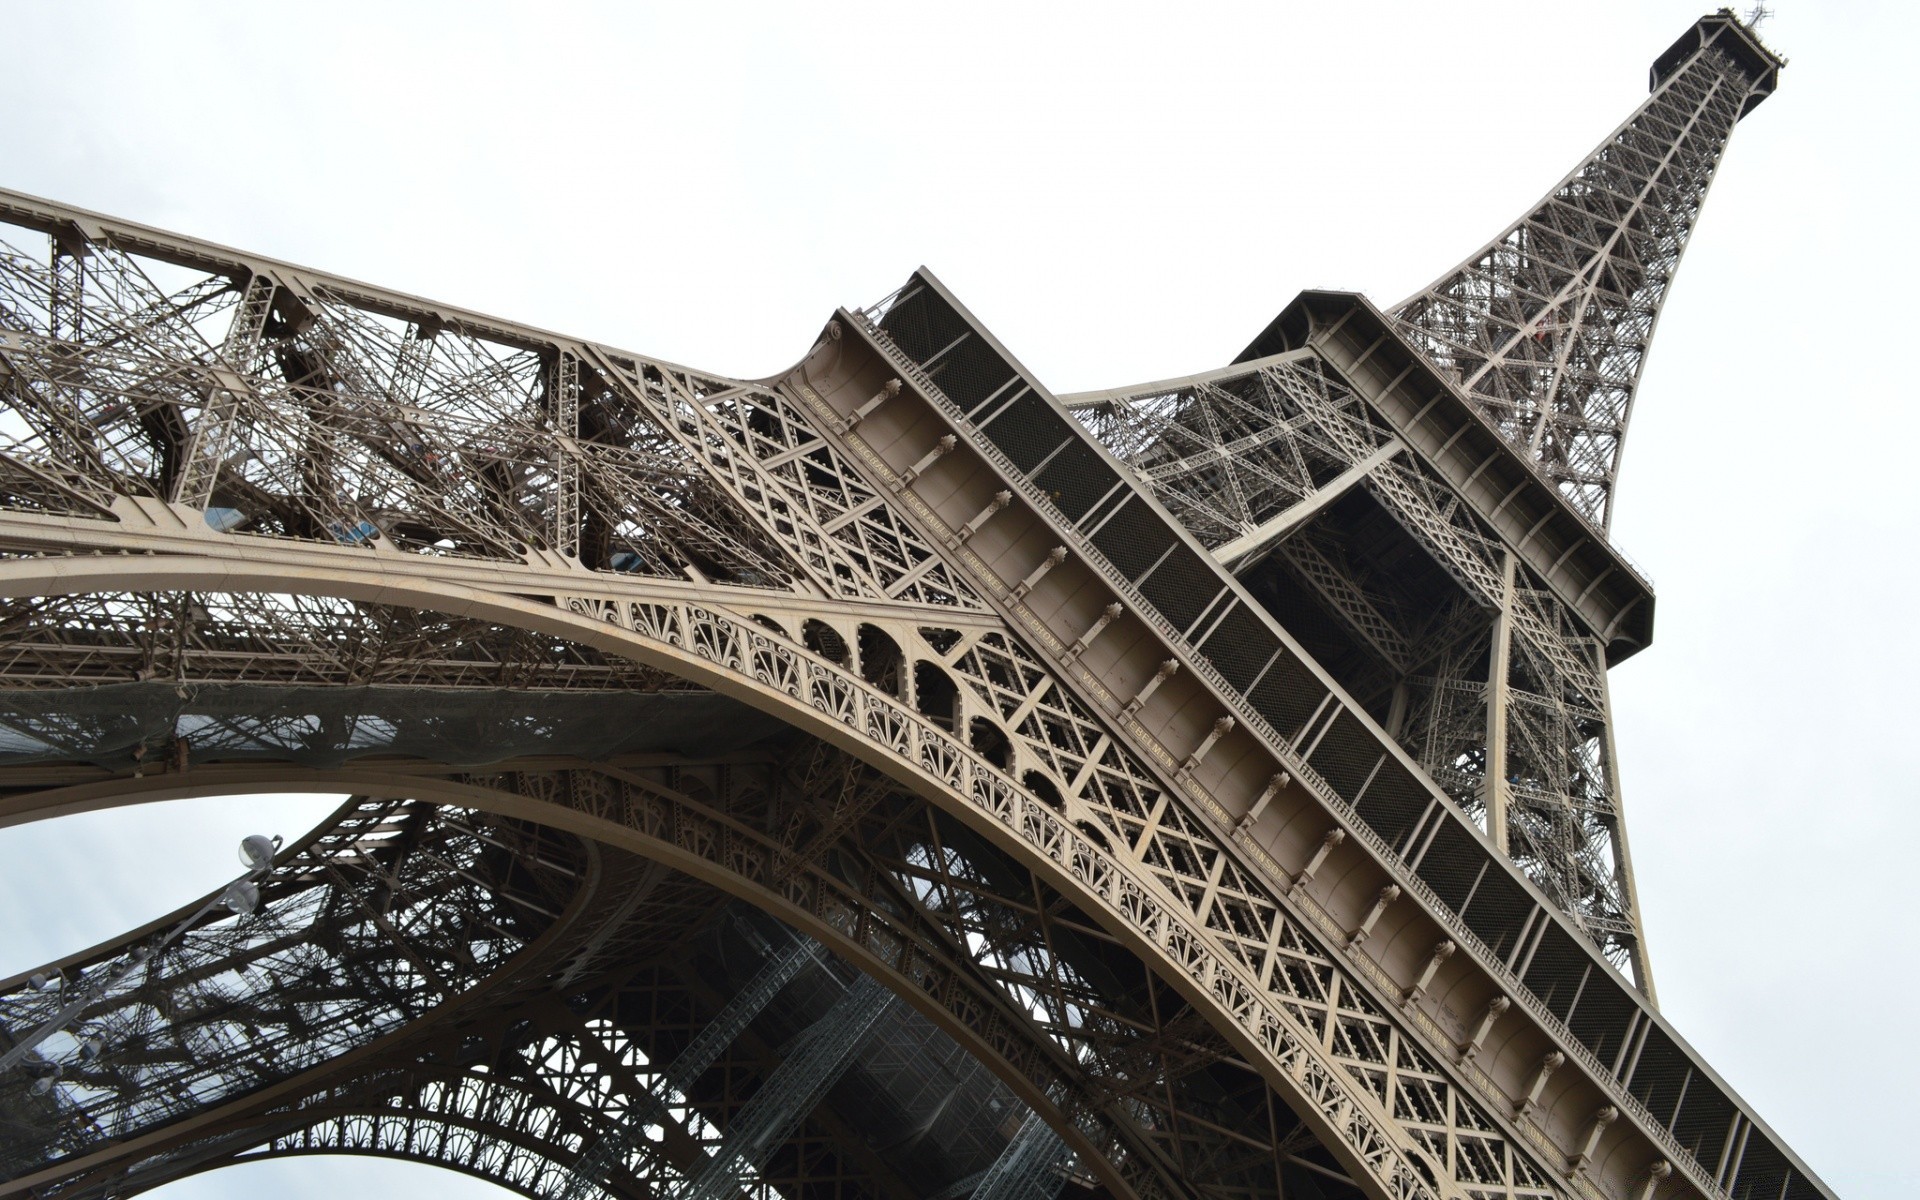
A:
[0,112,1834,1200]
[1,755,1371,1200]
[0,563,1555,1200]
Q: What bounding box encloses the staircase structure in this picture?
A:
[0,12,1827,1200]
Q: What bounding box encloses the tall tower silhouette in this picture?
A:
[1072,10,1782,996]
[0,12,1826,1200]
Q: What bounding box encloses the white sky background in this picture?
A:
[0,0,1910,1196]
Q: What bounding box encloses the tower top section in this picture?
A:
[1378,10,1783,531]
[1654,9,1785,114]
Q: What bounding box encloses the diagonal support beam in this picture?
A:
[968,1111,1069,1200]
[1212,438,1404,568]
[558,937,820,1200]
[676,974,895,1200]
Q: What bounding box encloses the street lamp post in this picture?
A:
[1,832,283,1090]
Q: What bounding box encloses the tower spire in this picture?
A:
[1391,11,1783,529]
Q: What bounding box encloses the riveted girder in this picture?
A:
[0,13,1829,1200]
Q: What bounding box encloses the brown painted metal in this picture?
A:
[0,11,1826,1200]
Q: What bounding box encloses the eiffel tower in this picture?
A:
[0,10,1828,1200]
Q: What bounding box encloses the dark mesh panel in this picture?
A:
[1671,1083,1737,1169]
[1138,548,1220,634]
[1566,974,1636,1065]
[1627,1029,1691,1121]
[1305,710,1378,804]
[1724,1142,1789,1200]
[984,391,1073,474]
[877,282,1014,415]
[1094,499,1177,582]
[1248,654,1326,741]
[1353,759,1429,850]
[877,287,951,361]
[1416,821,1486,912]
[1785,1168,1826,1200]
[1519,927,1589,1020]
[1199,604,1279,692]
[929,334,1017,413]
[1462,870,1534,962]
[1032,440,1118,524]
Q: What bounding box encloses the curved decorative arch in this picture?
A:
[226,1148,539,1200]
[94,1100,608,1200]
[0,116,1838,1196]
[0,794,615,1196]
[0,551,1544,1200]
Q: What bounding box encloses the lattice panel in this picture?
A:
[1391,26,1772,528]
[0,800,585,1183]
[1066,357,1639,972]
[0,219,989,619]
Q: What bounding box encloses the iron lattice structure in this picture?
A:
[1390,10,1780,530]
[0,12,1829,1200]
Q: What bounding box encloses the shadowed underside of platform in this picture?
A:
[0,12,1829,1200]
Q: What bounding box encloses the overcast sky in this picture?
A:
[0,2,1910,1197]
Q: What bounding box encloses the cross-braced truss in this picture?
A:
[0,797,596,1188]
[1061,356,1644,979]
[1388,12,1781,528]
[0,12,1833,1200]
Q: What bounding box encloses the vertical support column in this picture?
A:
[550,350,581,561]
[49,231,86,345]
[174,272,277,510]
[1483,552,1519,852]
[1594,649,1658,1001]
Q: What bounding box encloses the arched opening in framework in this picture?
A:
[801,618,850,668]
[912,660,960,733]
[4,771,1371,1200]
[857,623,906,699]
[0,574,1384,1200]
[161,1153,515,1200]
[968,717,1013,771]
[2,784,1149,1200]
